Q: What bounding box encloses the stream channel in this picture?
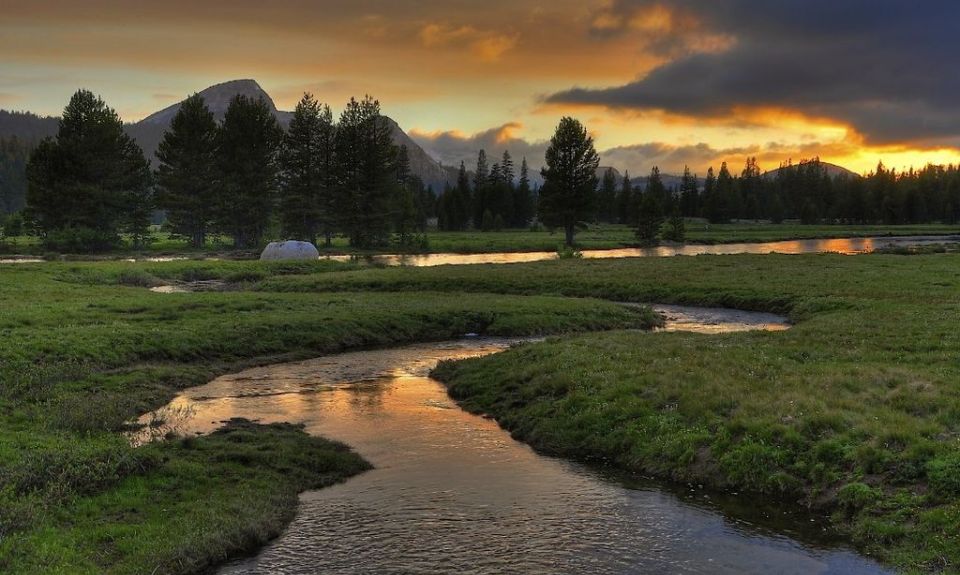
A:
[136,305,889,574]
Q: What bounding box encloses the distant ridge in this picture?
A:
[763,161,859,180]
[126,79,453,191]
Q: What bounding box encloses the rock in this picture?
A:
[259,241,320,262]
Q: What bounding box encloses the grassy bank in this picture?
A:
[0,260,654,574]
[244,252,960,572]
[3,222,958,258]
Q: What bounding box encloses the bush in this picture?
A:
[838,482,881,511]
[928,453,960,497]
[43,227,119,253]
[3,212,25,236]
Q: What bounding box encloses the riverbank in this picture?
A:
[241,251,960,571]
[0,261,655,574]
[3,223,959,259]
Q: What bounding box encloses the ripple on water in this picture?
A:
[135,325,887,575]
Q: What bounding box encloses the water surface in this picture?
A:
[324,235,959,266]
[136,309,887,575]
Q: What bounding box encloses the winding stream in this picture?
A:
[135,307,887,574]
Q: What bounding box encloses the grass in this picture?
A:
[238,252,960,571]
[5,250,960,572]
[0,259,654,574]
[2,222,958,257]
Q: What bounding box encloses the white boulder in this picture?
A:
[259,241,320,262]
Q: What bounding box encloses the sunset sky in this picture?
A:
[3,0,959,175]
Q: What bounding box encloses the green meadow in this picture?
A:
[1,249,959,572]
[0,260,652,574]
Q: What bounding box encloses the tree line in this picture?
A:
[592,157,960,234]
[435,149,536,232]
[21,89,435,251]
[12,88,960,252]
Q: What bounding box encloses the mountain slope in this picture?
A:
[126,79,452,190]
[763,161,859,180]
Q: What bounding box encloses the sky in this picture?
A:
[3,0,960,175]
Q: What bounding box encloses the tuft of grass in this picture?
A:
[0,420,370,575]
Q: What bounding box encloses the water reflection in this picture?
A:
[135,327,887,574]
[323,235,957,267]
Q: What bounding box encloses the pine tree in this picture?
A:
[645,166,668,214]
[598,168,618,223]
[617,170,634,224]
[454,161,471,230]
[394,145,419,245]
[513,157,534,227]
[278,93,334,245]
[662,205,686,243]
[26,89,151,252]
[155,93,217,248]
[214,94,282,249]
[702,166,720,222]
[472,149,488,228]
[635,167,667,245]
[635,190,663,246]
[716,161,738,222]
[679,166,699,217]
[334,96,398,248]
[501,150,515,186]
[538,117,600,247]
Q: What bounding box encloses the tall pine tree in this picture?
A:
[334,96,398,247]
[26,89,151,252]
[539,117,600,246]
[156,93,218,248]
[278,93,335,245]
[215,94,282,248]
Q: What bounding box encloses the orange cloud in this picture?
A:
[419,23,518,63]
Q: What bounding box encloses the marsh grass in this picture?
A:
[241,250,960,570]
[0,260,652,574]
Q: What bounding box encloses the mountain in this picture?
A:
[125,79,453,191]
[763,161,858,180]
[139,79,284,126]
[0,110,59,144]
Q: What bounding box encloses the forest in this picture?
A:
[7,91,960,252]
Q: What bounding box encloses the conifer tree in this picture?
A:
[334,96,398,247]
[215,94,282,248]
[278,93,334,244]
[679,166,699,218]
[702,166,720,222]
[617,170,634,224]
[156,93,217,248]
[454,160,472,229]
[513,157,534,227]
[26,89,151,252]
[538,117,600,246]
[635,167,667,245]
[598,168,618,223]
[662,205,686,243]
[716,161,738,222]
[473,149,489,227]
[501,150,515,186]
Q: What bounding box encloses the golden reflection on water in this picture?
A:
[321,236,903,267]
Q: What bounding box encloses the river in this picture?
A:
[3,234,957,266]
[134,306,889,574]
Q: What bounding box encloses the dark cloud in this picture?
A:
[549,1,960,145]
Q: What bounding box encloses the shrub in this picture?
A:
[928,453,960,497]
[42,227,119,253]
